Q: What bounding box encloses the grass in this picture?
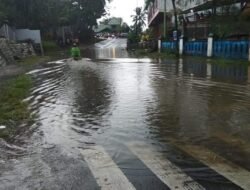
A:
[19,55,51,65]
[132,49,250,66]
[209,58,250,66]
[0,75,33,139]
[43,40,61,52]
[131,49,177,59]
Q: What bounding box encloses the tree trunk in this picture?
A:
[163,0,166,38]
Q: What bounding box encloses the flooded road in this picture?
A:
[1,38,250,189]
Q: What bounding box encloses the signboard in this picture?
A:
[173,30,177,41]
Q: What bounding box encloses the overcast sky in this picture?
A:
[104,0,145,26]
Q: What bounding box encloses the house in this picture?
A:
[147,0,174,39]
[146,0,249,40]
[180,0,248,40]
[93,24,112,34]
[94,17,123,34]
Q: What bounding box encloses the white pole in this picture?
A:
[179,35,184,55]
[207,33,213,57]
[158,39,161,53]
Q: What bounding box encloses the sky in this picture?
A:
[103,0,145,26]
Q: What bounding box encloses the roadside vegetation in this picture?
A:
[131,49,250,66]
[209,58,250,66]
[0,0,109,42]
[0,75,32,139]
[131,49,176,59]
[19,56,51,66]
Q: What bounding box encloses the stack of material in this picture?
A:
[0,54,7,67]
[10,42,36,59]
[0,38,16,64]
[0,38,36,66]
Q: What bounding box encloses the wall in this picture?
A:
[15,29,41,43]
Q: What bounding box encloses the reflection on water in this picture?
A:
[178,58,249,83]
[23,55,250,155]
[84,47,129,59]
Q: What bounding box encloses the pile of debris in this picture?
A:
[0,38,36,66]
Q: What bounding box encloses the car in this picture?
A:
[120,33,128,38]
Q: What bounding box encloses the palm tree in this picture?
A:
[131,7,146,35]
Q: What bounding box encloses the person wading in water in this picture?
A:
[71,43,81,60]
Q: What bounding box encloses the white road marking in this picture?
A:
[0,125,6,129]
[95,39,117,48]
[128,142,205,190]
[80,146,136,190]
[173,142,250,190]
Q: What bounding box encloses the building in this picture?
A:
[180,0,248,40]
[146,0,249,40]
[94,17,123,34]
[147,0,174,39]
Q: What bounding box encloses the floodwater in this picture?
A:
[1,38,250,190]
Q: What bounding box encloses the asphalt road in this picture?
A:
[1,38,250,190]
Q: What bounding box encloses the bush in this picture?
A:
[43,41,59,52]
[127,32,140,43]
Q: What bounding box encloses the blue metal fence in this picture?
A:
[161,40,249,60]
[161,41,176,51]
[213,40,249,60]
[184,41,207,56]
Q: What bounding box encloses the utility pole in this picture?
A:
[172,0,179,54]
[163,0,167,38]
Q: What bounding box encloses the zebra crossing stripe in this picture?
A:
[173,143,250,190]
[80,146,136,190]
[128,142,205,190]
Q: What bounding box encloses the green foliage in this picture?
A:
[210,14,250,39]
[0,0,108,39]
[133,49,176,59]
[43,41,60,52]
[20,56,51,65]
[131,7,146,35]
[127,32,140,43]
[0,75,32,139]
[210,58,250,66]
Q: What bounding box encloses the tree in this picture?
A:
[0,0,109,40]
[121,23,130,33]
[131,7,146,35]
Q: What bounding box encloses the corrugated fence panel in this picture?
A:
[213,41,249,60]
[184,41,207,56]
[161,41,176,51]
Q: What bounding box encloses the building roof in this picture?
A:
[108,18,122,26]
[93,24,112,33]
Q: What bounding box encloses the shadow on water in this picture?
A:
[70,66,112,139]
